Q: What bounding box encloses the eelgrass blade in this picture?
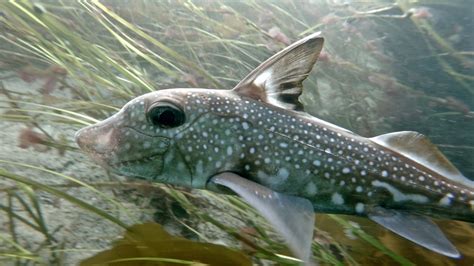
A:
[0,168,129,229]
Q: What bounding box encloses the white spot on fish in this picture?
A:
[381,170,388,177]
[342,167,350,174]
[277,168,289,179]
[372,180,429,203]
[305,182,317,196]
[227,146,233,156]
[355,203,365,213]
[439,193,453,206]
[331,193,344,205]
[279,142,288,148]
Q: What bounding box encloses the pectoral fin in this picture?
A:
[368,207,460,258]
[208,172,315,263]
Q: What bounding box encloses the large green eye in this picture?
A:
[147,103,185,128]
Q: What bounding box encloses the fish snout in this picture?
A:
[74,127,87,150]
[75,122,118,156]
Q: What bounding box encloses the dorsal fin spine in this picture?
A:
[232,32,324,112]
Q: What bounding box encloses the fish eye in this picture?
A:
[147,102,185,128]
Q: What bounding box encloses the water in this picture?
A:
[0,1,473,265]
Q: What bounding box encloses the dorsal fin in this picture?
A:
[371,131,474,188]
[232,32,324,111]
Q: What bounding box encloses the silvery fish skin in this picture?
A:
[75,32,474,262]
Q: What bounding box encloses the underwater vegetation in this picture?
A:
[0,0,473,265]
[80,223,252,266]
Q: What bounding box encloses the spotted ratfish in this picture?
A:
[75,32,474,263]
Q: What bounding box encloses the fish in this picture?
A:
[75,32,474,263]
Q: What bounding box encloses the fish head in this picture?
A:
[75,32,326,189]
[75,89,197,185]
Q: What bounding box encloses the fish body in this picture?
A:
[76,32,473,262]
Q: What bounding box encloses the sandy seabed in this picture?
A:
[0,74,240,265]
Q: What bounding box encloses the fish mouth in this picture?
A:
[112,153,163,168]
[109,153,165,179]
